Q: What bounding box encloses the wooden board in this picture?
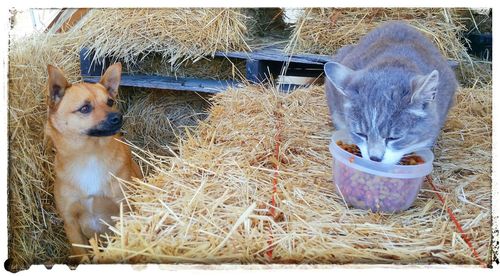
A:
[215,46,335,65]
[80,46,460,94]
[82,74,243,94]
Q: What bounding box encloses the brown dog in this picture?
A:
[45,63,142,261]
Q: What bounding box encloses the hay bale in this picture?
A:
[285,8,469,62]
[448,9,492,88]
[456,57,492,88]
[87,84,491,265]
[285,8,492,88]
[122,54,247,81]
[75,8,252,68]
[7,33,81,271]
[119,88,211,159]
[452,8,492,34]
[243,8,287,37]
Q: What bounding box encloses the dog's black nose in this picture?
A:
[108,112,123,125]
[370,156,382,162]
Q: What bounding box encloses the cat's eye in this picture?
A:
[386,137,400,142]
[79,104,92,114]
[107,98,115,107]
[355,132,367,139]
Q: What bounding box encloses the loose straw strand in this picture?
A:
[266,101,283,260]
[427,176,487,267]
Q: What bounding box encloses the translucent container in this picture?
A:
[330,130,434,213]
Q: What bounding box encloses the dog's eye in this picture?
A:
[107,99,115,107]
[79,104,92,114]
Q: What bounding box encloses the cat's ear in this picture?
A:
[410,70,439,103]
[324,62,355,96]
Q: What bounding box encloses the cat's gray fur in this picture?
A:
[325,21,458,164]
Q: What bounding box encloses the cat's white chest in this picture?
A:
[70,157,109,196]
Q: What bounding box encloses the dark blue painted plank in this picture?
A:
[80,48,108,76]
[83,74,242,94]
[216,46,460,69]
[215,47,333,65]
[245,59,267,83]
[81,45,459,95]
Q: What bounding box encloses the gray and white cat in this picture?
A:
[325,21,458,164]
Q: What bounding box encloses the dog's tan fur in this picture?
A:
[45,63,142,261]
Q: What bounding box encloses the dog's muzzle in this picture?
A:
[87,112,124,137]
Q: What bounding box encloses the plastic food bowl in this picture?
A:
[329,130,434,213]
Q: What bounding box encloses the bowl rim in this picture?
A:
[329,131,434,178]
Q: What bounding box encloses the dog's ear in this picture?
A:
[99,63,122,98]
[47,65,70,107]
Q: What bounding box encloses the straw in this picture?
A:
[283,8,493,88]
[285,8,468,61]
[7,32,81,271]
[85,84,491,265]
[118,87,211,160]
[122,54,247,81]
[8,8,491,269]
[74,8,252,69]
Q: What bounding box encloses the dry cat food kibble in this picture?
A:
[334,140,427,212]
[399,154,425,165]
[336,140,362,157]
[335,141,425,165]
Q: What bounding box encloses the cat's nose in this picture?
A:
[369,156,382,162]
